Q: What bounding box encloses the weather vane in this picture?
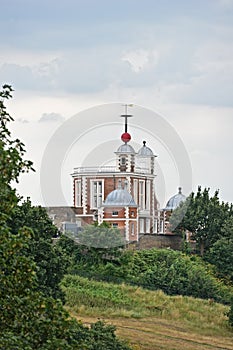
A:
[120,104,133,143]
[121,104,133,133]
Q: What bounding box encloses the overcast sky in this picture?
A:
[1,0,233,206]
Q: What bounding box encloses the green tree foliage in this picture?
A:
[228,297,233,327]
[66,222,126,264]
[8,198,70,300]
[0,84,33,222]
[0,85,132,350]
[9,198,58,238]
[205,217,233,283]
[67,246,232,304]
[83,321,131,350]
[78,222,126,249]
[0,226,77,349]
[209,238,233,283]
[127,249,232,303]
[170,186,232,256]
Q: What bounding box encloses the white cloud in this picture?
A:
[0,20,232,108]
[39,113,65,123]
[122,49,159,73]
[0,50,61,67]
[193,41,233,74]
[215,0,233,9]
[16,118,29,123]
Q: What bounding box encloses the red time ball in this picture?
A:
[121,132,131,143]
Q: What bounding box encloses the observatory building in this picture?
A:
[71,108,186,242]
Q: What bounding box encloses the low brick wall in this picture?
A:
[133,234,183,250]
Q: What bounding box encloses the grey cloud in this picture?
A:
[17,118,29,123]
[0,63,35,89]
[39,113,65,123]
[1,30,233,108]
[0,61,59,91]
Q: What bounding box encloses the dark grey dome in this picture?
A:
[138,141,154,157]
[104,181,137,207]
[116,143,135,153]
[165,187,186,210]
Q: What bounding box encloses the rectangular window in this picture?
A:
[121,157,126,165]
[139,180,145,209]
[160,220,164,233]
[131,222,135,236]
[91,180,103,208]
[76,180,82,207]
[112,223,118,228]
[146,180,151,210]
[139,218,144,233]
[112,211,119,216]
[146,218,150,233]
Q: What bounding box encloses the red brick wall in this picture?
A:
[103,207,125,219]
[129,220,138,241]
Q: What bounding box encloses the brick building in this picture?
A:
[71,138,158,241]
[70,111,186,242]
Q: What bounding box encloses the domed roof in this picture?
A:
[104,181,137,207]
[116,143,136,154]
[165,187,186,210]
[138,141,154,157]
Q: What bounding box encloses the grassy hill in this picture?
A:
[61,275,233,350]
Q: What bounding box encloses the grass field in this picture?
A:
[62,275,233,350]
[71,315,233,350]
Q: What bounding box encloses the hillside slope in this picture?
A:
[62,275,233,350]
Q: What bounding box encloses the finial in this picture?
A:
[178,187,182,194]
[143,140,146,147]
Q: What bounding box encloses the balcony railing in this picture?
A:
[72,166,152,175]
[73,166,116,173]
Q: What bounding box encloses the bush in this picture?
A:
[128,249,232,303]
[228,298,233,327]
[69,248,232,303]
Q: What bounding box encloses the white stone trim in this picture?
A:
[82,176,87,214]
[125,207,129,240]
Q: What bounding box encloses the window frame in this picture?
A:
[90,179,104,209]
[75,179,82,207]
[139,180,145,210]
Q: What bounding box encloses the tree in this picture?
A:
[0,226,131,349]
[206,238,233,283]
[8,198,70,300]
[9,198,58,239]
[170,186,232,256]
[0,84,74,348]
[57,223,127,280]
[0,84,33,222]
[78,222,125,248]
[0,85,132,350]
[205,216,233,282]
[76,222,126,263]
[228,297,233,327]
